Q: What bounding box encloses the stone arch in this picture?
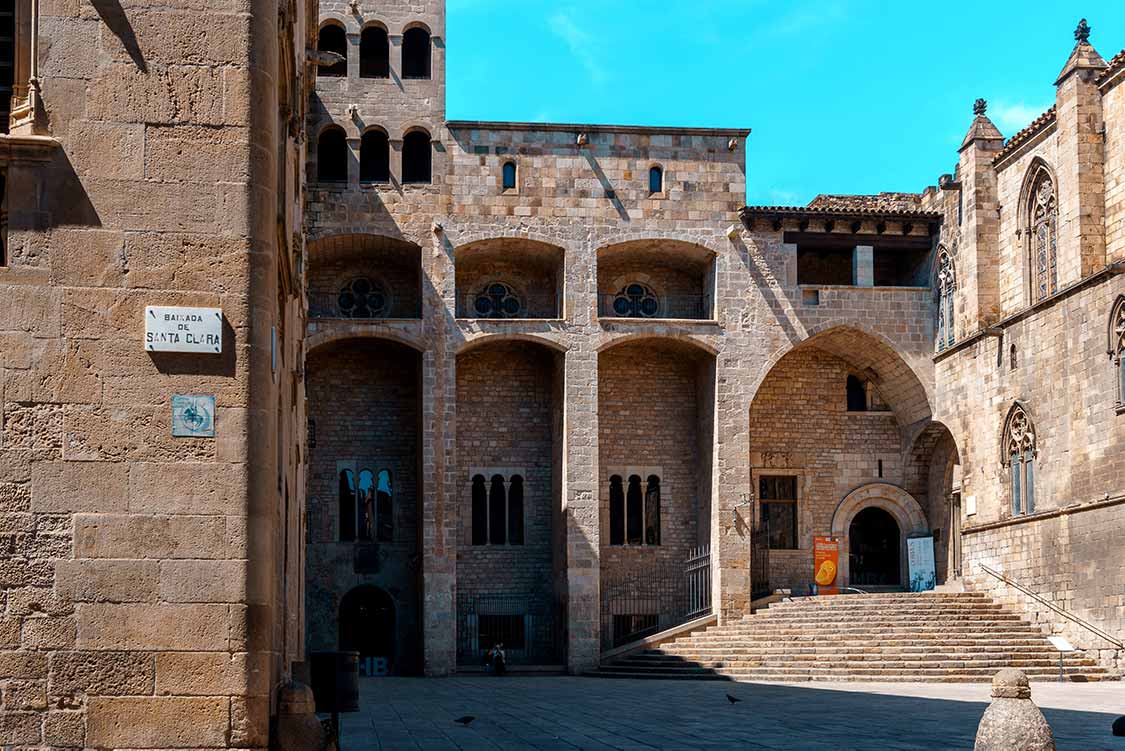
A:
[307,328,426,357]
[454,237,565,319]
[339,585,397,674]
[1108,294,1125,356]
[596,238,716,321]
[456,332,567,356]
[830,483,929,588]
[757,323,933,427]
[595,332,720,357]
[307,234,423,320]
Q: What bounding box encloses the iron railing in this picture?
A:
[455,292,560,320]
[308,292,421,320]
[600,545,712,650]
[597,294,711,320]
[456,591,565,666]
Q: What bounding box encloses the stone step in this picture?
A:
[588,669,1113,683]
[600,663,1108,677]
[654,645,1071,656]
[613,657,1099,670]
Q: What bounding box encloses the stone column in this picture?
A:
[853,245,874,287]
[957,103,1004,327]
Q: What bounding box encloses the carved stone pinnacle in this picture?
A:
[973,98,987,117]
[1075,19,1091,44]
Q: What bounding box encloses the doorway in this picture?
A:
[848,507,901,587]
[339,586,396,676]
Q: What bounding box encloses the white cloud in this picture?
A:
[548,11,606,83]
[989,101,1051,134]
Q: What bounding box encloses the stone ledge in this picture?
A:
[0,134,60,164]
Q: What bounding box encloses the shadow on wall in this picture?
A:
[9,149,101,230]
[89,0,147,72]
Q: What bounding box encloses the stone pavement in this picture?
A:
[338,676,1125,750]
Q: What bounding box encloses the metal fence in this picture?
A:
[308,292,421,320]
[600,545,712,650]
[597,294,711,320]
[456,591,564,667]
[455,292,560,319]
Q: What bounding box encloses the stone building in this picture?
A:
[1,0,1125,746]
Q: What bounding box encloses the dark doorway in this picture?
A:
[849,507,901,587]
[339,586,396,676]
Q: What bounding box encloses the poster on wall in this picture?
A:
[813,536,840,595]
[907,535,937,592]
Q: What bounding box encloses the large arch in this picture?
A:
[339,585,397,675]
[830,483,929,588]
[307,234,423,320]
[596,239,716,320]
[454,238,565,319]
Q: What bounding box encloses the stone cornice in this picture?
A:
[0,133,59,164]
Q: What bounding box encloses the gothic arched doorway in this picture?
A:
[848,507,901,587]
[339,586,396,676]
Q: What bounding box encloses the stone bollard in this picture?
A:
[275,681,336,751]
[974,668,1055,751]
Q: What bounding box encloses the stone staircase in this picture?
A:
[593,592,1118,682]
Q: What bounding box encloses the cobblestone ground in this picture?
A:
[338,676,1125,750]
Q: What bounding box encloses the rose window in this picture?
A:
[473,282,522,318]
[612,283,659,318]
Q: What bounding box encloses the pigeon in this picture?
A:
[726,694,742,705]
[455,716,476,727]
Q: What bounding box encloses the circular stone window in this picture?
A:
[338,277,389,318]
[612,282,659,318]
[472,282,523,319]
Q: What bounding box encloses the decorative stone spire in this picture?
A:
[1075,18,1090,44]
[960,98,1003,152]
[1055,17,1106,84]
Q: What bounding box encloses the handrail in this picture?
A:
[979,564,1123,649]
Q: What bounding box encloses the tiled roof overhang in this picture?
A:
[993,107,1056,167]
[739,205,942,233]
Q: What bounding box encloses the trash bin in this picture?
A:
[309,650,360,713]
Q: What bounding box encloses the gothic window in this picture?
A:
[935,250,955,351]
[1111,296,1125,408]
[317,126,348,183]
[317,23,347,77]
[609,472,661,546]
[401,27,431,79]
[360,26,389,78]
[1010,344,1018,371]
[470,472,525,546]
[360,129,390,183]
[472,281,522,319]
[1002,404,1037,516]
[339,463,394,542]
[502,161,517,191]
[1028,170,1058,303]
[611,282,659,318]
[649,165,663,194]
[402,129,431,184]
[337,277,388,318]
[759,475,798,550]
[846,375,867,412]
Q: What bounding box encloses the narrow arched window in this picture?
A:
[1010,344,1018,371]
[317,127,348,183]
[846,375,867,412]
[935,251,955,351]
[626,475,643,545]
[1002,404,1037,516]
[471,474,488,545]
[402,27,431,79]
[360,129,390,183]
[360,26,389,78]
[357,469,375,540]
[1111,296,1125,409]
[644,475,661,545]
[649,165,663,194]
[1028,169,1058,302]
[402,130,431,184]
[609,475,624,546]
[317,24,348,77]
[502,161,517,191]
[376,469,393,542]
[339,469,356,542]
[508,475,524,545]
[488,474,507,545]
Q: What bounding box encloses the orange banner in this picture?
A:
[813,536,840,595]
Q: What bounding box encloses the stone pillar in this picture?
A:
[853,245,874,287]
[958,101,1004,327]
[974,669,1055,751]
[346,136,360,187]
[563,344,600,672]
[782,241,798,288]
[1054,33,1108,282]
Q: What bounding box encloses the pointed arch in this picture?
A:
[1109,295,1125,406]
[1001,401,1038,516]
[1019,159,1058,303]
[934,246,956,351]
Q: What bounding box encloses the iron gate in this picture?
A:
[456,591,564,667]
[751,522,771,600]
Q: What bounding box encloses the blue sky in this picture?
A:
[447,1,1125,206]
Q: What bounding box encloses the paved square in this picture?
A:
[339,676,1125,750]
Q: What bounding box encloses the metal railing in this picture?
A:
[600,545,712,650]
[979,564,1123,648]
[597,294,711,320]
[456,591,564,666]
[308,292,421,320]
[455,292,560,320]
